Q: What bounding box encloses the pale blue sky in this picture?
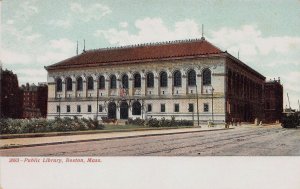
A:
[1,0,300,108]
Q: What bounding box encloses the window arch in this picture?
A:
[87,77,94,90]
[121,74,129,89]
[173,70,182,87]
[187,69,196,86]
[134,73,141,88]
[110,75,117,89]
[202,68,211,86]
[99,75,105,89]
[77,77,83,91]
[160,71,168,87]
[146,72,154,88]
[132,101,141,115]
[56,78,62,92]
[66,77,72,91]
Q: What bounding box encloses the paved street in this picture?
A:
[1,125,300,156]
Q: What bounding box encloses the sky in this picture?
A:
[0,0,299,109]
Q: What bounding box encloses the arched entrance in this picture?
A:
[120,101,129,119]
[108,102,117,119]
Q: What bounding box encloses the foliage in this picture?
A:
[0,117,104,134]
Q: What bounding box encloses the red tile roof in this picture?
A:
[46,39,224,70]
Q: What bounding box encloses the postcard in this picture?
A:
[1,0,300,188]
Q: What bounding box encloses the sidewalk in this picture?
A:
[0,125,232,149]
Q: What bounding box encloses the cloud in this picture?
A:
[95,17,201,45]
[14,0,39,22]
[15,68,48,84]
[210,25,300,58]
[70,2,111,22]
[119,22,128,28]
[48,19,72,29]
[47,2,112,28]
[281,71,300,93]
[0,49,33,65]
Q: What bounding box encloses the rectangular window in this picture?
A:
[161,104,165,112]
[56,105,60,113]
[99,105,103,112]
[66,105,70,113]
[147,104,152,112]
[188,104,194,112]
[77,105,81,113]
[88,105,92,112]
[204,103,209,112]
[174,104,179,112]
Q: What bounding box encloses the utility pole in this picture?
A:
[298,99,300,112]
[211,87,214,123]
[96,83,99,121]
[196,84,200,127]
[58,96,61,118]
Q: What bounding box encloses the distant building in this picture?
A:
[1,69,22,118]
[20,83,48,118]
[264,78,283,123]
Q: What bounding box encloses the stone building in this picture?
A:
[20,83,48,119]
[1,69,22,118]
[45,38,265,124]
[264,79,283,123]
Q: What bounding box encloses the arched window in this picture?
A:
[77,77,83,91]
[173,70,182,87]
[187,69,196,86]
[146,72,154,88]
[202,68,211,86]
[87,77,94,90]
[66,77,72,91]
[160,71,168,87]
[121,74,129,89]
[56,78,62,92]
[134,73,141,88]
[132,101,141,115]
[110,75,116,89]
[99,75,105,89]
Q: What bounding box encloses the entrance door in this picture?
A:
[108,102,116,119]
[120,101,129,119]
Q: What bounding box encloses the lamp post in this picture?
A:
[195,84,200,127]
[211,87,214,124]
[58,96,61,118]
[96,85,99,121]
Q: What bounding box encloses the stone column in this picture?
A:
[141,76,146,96]
[154,76,159,96]
[181,72,187,95]
[82,79,86,98]
[128,78,133,96]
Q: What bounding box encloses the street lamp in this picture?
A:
[195,84,200,127]
[211,87,214,124]
[58,95,61,118]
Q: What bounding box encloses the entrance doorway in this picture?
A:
[120,101,129,119]
[108,102,117,119]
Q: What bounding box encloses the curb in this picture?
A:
[0,128,233,150]
[0,126,196,139]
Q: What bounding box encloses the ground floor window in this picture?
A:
[88,105,92,112]
[67,105,70,113]
[147,104,152,112]
[77,105,81,113]
[188,103,194,112]
[132,101,141,115]
[99,105,103,112]
[57,106,60,113]
[174,104,179,112]
[161,104,165,112]
[204,103,209,112]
